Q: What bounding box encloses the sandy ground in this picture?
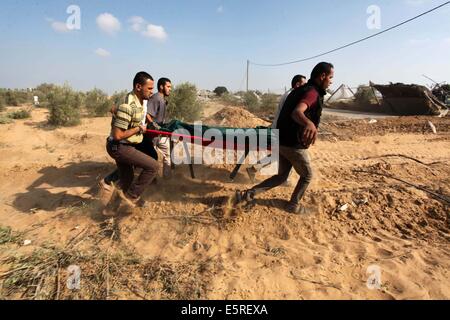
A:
[0,104,449,300]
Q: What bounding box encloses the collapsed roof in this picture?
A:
[371,83,449,116]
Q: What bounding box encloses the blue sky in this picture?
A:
[0,0,449,94]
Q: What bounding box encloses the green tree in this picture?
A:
[243,91,260,112]
[110,90,128,108]
[47,85,82,126]
[168,82,203,122]
[260,93,279,113]
[214,86,228,97]
[85,88,111,117]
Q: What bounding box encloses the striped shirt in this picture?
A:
[111,92,145,144]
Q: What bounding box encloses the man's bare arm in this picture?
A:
[291,102,318,146]
[112,125,145,141]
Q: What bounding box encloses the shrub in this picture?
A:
[220,93,242,107]
[168,82,203,122]
[84,88,111,117]
[242,91,260,113]
[33,83,58,108]
[0,116,13,124]
[213,86,228,97]
[260,93,279,113]
[47,85,82,126]
[0,95,5,112]
[111,90,128,108]
[8,109,31,119]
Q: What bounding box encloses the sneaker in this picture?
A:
[285,203,307,215]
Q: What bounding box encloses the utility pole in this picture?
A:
[246,60,249,92]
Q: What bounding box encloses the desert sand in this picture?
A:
[0,104,448,300]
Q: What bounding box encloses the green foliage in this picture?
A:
[84,88,111,117]
[242,91,260,112]
[0,95,5,112]
[33,83,58,108]
[8,109,31,119]
[354,86,376,104]
[220,93,242,106]
[260,93,279,113]
[0,89,31,107]
[213,86,228,96]
[47,85,82,127]
[168,82,203,122]
[110,90,128,108]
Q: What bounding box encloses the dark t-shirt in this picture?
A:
[276,86,321,149]
[147,93,168,124]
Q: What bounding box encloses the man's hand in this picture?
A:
[149,121,161,130]
[139,124,147,134]
[302,121,317,147]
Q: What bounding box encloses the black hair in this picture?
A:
[311,62,334,80]
[291,75,307,88]
[157,78,172,91]
[133,71,153,88]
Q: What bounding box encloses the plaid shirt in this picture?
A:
[111,92,144,144]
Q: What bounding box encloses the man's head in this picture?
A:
[133,71,154,101]
[291,75,307,89]
[157,78,172,97]
[310,62,334,90]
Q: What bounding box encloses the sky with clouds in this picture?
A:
[0,0,449,94]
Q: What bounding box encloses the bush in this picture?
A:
[354,86,376,105]
[213,86,228,97]
[220,92,242,106]
[47,85,82,127]
[33,83,58,108]
[243,91,260,113]
[8,109,31,119]
[260,93,279,113]
[111,90,128,108]
[0,116,13,125]
[168,82,203,122]
[84,88,111,117]
[0,95,5,112]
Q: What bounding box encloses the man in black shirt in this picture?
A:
[236,62,334,214]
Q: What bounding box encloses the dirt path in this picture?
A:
[0,106,448,300]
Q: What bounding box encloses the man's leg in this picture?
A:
[156,137,172,178]
[237,152,292,202]
[280,147,314,212]
[117,146,159,200]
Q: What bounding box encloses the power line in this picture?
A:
[250,1,450,67]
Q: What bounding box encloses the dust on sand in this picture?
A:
[0,106,448,300]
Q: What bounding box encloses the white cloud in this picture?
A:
[95,48,111,57]
[141,24,168,41]
[129,16,146,32]
[444,37,450,45]
[96,13,121,35]
[217,6,224,13]
[47,18,72,33]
